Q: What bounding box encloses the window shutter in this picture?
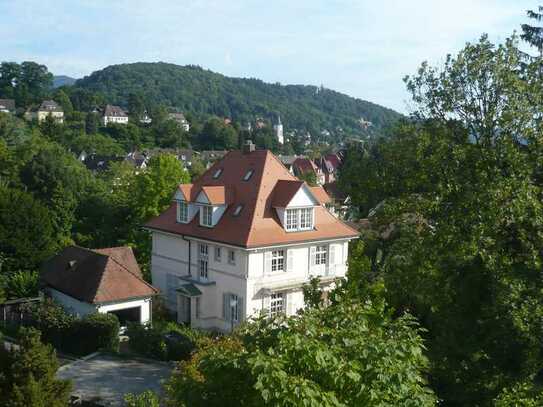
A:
[329,244,336,266]
[287,249,294,272]
[265,251,272,274]
[310,246,316,268]
[286,293,294,315]
[263,294,271,315]
[223,293,230,320]
[237,296,244,321]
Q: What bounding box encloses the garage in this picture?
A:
[108,306,142,326]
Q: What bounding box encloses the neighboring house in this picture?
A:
[81,153,123,172]
[103,105,128,126]
[277,155,300,174]
[0,99,15,114]
[41,246,158,326]
[125,151,148,170]
[168,112,190,131]
[323,181,351,219]
[200,150,228,168]
[25,100,64,123]
[317,153,343,184]
[140,110,152,124]
[145,141,359,332]
[292,157,325,185]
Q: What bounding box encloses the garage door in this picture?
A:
[108,306,141,326]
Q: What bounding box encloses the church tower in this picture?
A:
[273,114,284,144]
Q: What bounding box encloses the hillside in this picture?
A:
[53,75,77,88]
[74,62,402,138]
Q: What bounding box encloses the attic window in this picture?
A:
[233,205,243,216]
[213,168,223,179]
[243,169,254,181]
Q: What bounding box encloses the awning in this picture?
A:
[176,283,202,297]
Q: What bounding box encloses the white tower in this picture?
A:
[273,115,284,144]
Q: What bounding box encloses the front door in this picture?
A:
[177,295,191,324]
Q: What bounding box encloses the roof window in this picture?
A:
[243,169,254,181]
[233,205,243,216]
[213,168,223,179]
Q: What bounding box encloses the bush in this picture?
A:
[126,322,196,361]
[124,390,160,407]
[69,313,120,355]
[24,299,119,355]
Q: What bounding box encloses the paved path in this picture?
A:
[57,353,172,406]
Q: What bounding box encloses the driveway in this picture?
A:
[57,353,172,406]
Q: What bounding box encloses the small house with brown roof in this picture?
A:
[145,141,358,332]
[103,105,128,126]
[42,246,158,326]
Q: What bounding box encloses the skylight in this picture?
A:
[233,205,243,216]
[243,169,254,181]
[213,168,223,179]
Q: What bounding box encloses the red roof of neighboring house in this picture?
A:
[292,157,318,176]
[42,246,158,304]
[104,104,127,117]
[324,153,342,170]
[145,150,358,248]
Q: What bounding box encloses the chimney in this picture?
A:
[243,140,255,154]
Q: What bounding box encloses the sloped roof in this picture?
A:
[200,185,230,205]
[310,186,332,205]
[42,246,157,304]
[293,157,318,176]
[271,180,304,207]
[104,104,127,117]
[145,150,358,248]
[39,100,62,112]
[0,99,15,111]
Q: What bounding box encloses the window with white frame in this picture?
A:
[270,293,284,316]
[230,293,239,322]
[177,201,188,223]
[299,208,313,230]
[285,209,298,231]
[271,250,285,272]
[315,245,327,265]
[228,250,236,265]
[199,244,209,280]
[201,205,213,227]
[214,246,222,262]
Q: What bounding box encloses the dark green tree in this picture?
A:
[522,6,543,56]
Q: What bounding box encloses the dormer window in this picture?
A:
[213,168,223,179]
[285,208,314,232]
[177,201,189,223]
[243,169,254,181]
[201,205,213,227]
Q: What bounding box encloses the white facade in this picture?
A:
[47,288,152,325]
[151,231,350,332]
[103,115,129,126]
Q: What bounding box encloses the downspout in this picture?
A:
[182,236,191,276]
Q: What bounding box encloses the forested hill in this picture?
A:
[74,62,401,137]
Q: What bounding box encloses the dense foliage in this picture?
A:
[339,34,543,406]
[0,327,72,407]
[24,299,120,355]
[164,299,436,406]
[74,62,402,139]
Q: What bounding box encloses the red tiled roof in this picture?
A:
[324,153,342,170]
[293,157,318,176]
[145,150,358,248]
[310,186,332,205]
[200,185,230,205]
[271,180,304,207]
[42,246,158,304]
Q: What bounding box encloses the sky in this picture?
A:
[0,0,539,113]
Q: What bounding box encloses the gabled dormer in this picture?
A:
[195,186,229,228]
[272,180,320,232]
[174,184,198,224]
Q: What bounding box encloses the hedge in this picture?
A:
[126,322,195,361]
[23,299,119,356]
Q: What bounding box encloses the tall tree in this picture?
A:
[522,6,543,56]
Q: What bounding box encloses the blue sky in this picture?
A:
[0,0,538,112]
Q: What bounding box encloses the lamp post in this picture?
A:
[230,297,238,332]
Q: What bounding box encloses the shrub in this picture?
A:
[24,299,119,355]
[5,270,39,299]
[124,390,160,407]
[126,322,196,361]
[69,313,120,355]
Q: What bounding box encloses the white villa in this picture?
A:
[145,141,358,332]
[103,104,129,126]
